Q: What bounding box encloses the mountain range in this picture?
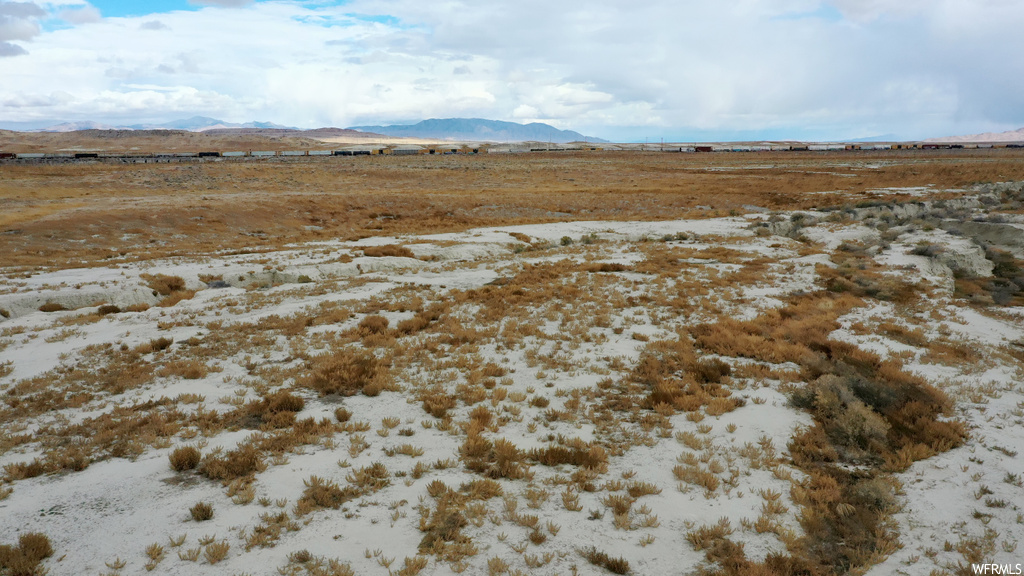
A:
[41,116,295,133]
[925,127,1024,143]
[31,116,606,143]
[349,118,606,143]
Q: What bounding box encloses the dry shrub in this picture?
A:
[687,292,966,576]
[278,552,354,576]
[877,321,928,347]
[362,245,416,259]
[693,358,732,383]
[142,273,186,296]
[690,293,862,364]
[421,387,456,418]
[461,430,528,480]
[528,443,608,471]
[418,492,472,559]
[139,274,194,307]
[529,396,550,408]
[460,479,503,500]
[3,459,47,480]
[246,511,300,550]
[260,390,306,414]
[190,501,214,521]
[786,468,901,572]
[633,338,740,414]
[924,339,982,365]
[97,304,120,315]
[819,254,921,304]
[301,349,390,397]
[242,390,305,429]
[296,475,358,516]
[0,532,54,576]
[673,462,721,493]
[157,290,196,307]
[169,446,202,471]
[455,262,590,323]
[791,375,890,462]
[395,304,444,335]
[358,315,389,336]
[346,462,391,492]
[468,405,492,427]
[480,362,507,378]
[581,547,630,574]
[791,340,965,466]
[416,476,505,562]
[157,359,209,380]
[204,541,230,565]
[334,407,352,422]
[199,444,266,484]
[769,329,964,575]
[135,336,173,354]
[17,533,53,565]
[585,262,629,273]
[38,302,65,313]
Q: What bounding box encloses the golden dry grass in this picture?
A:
[3,150,1024,269]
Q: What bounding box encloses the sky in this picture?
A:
[1,0,1023,141]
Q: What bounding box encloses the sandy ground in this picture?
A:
[3,176,1024,576]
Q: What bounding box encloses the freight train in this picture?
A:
[0,143,1020,162]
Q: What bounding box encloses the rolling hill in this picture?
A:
[348,118,607,143]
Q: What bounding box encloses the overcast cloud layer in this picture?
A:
[1,0,1022,141]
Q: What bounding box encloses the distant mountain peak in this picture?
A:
[348,118,607,143]
[926,127,1024,143]
[30,117,606,142]
[39,117,297,133]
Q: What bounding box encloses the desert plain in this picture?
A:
[2,146,1024,576]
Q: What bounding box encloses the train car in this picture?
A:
[17,153,45,159]
[74,152,99,159]
[198,151,221,158]
[222,151,246,157]
[280,150,307,157]
[308,150,333,156]
[389,145,423,155]
[250,151,277,157]
[0,152,15,159]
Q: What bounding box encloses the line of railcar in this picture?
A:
[0,143,1020,162]
[0,146,482,161]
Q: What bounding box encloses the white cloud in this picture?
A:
[139,20,169,31]
[188,0,253,7]
[58,4,100,24]
[0,13,40,40]
[0,1,45,18]
[0,0,1022,139]
[0,0,46,56]
[0,40,27,55]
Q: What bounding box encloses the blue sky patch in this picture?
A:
[773,5,844,23]
[85,1,200,18]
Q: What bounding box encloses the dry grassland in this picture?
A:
[2,150,1024,270]
[2,151,1024,575]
